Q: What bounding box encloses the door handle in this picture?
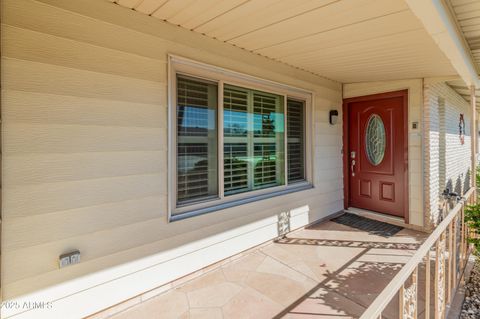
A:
[351,160,356,177]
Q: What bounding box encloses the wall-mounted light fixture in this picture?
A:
[329,110,339,125]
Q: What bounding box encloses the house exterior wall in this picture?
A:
[1,0,342,317]
[343,80,425,227]
[423,81,472,228]
[477,110,480,160]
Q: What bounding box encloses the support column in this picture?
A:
[470,85,477,197]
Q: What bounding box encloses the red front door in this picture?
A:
[345,91,408,219]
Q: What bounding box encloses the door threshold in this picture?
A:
[345,207,423,232]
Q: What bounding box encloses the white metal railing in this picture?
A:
[360,187,476,319]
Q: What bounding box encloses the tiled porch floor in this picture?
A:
[110,219,427,319]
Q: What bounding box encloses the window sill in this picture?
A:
[170,183,313,222]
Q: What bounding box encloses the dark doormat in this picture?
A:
[331,213,403,237]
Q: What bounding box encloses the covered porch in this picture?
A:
[92,187,475,319]
[99,217,427,319]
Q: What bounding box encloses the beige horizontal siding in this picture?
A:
[4,123,166,154]
[1,0,342,307]
[4,196,166,250]
[5,151,165,185]
[3,0,172,63]
[4,173,166,218]
[3,90,165,128]
[3,58,165,104]
[4,190,342,292]
[3,25,166,82]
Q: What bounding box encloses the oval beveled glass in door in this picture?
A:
[365,114,386,166]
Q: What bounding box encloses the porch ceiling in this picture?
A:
[448,0,480,75]
[447,79,480,109]
[446,0,480,109]
[111,0,457,83]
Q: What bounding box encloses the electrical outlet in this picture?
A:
[70,251,81,265]
[59,250,81,268]
[59,255,70,268]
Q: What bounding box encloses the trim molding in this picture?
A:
[342,90,410,224]
[167,55,315,221]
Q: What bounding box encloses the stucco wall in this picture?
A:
[423,81,472,228]
[343,79,424,227]
[1,0,342,317]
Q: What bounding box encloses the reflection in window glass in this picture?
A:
[223,85,285,195]
[176,75,218,204]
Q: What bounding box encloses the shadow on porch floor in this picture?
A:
[106,218,428,319]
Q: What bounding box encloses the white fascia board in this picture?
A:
[405,0,480,88]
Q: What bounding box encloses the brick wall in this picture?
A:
[424,82,472,228]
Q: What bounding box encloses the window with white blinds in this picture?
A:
[287,99,305,183]
[176,75,218,204]
[171,64,310,217]
[223,86,249,195]
[223,85,285,195]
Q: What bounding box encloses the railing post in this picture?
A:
[464,202,470,263]
[453,215,458,288]
[413,267,418,319]
[435,232,446,319]
[400,267,418,319]
[425,251,431,319]
[447,222,453,303]
[461,205,465,268]
[399,284,404,319]
[470,85,476,199]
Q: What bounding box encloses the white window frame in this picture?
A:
[168,55,314,221]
